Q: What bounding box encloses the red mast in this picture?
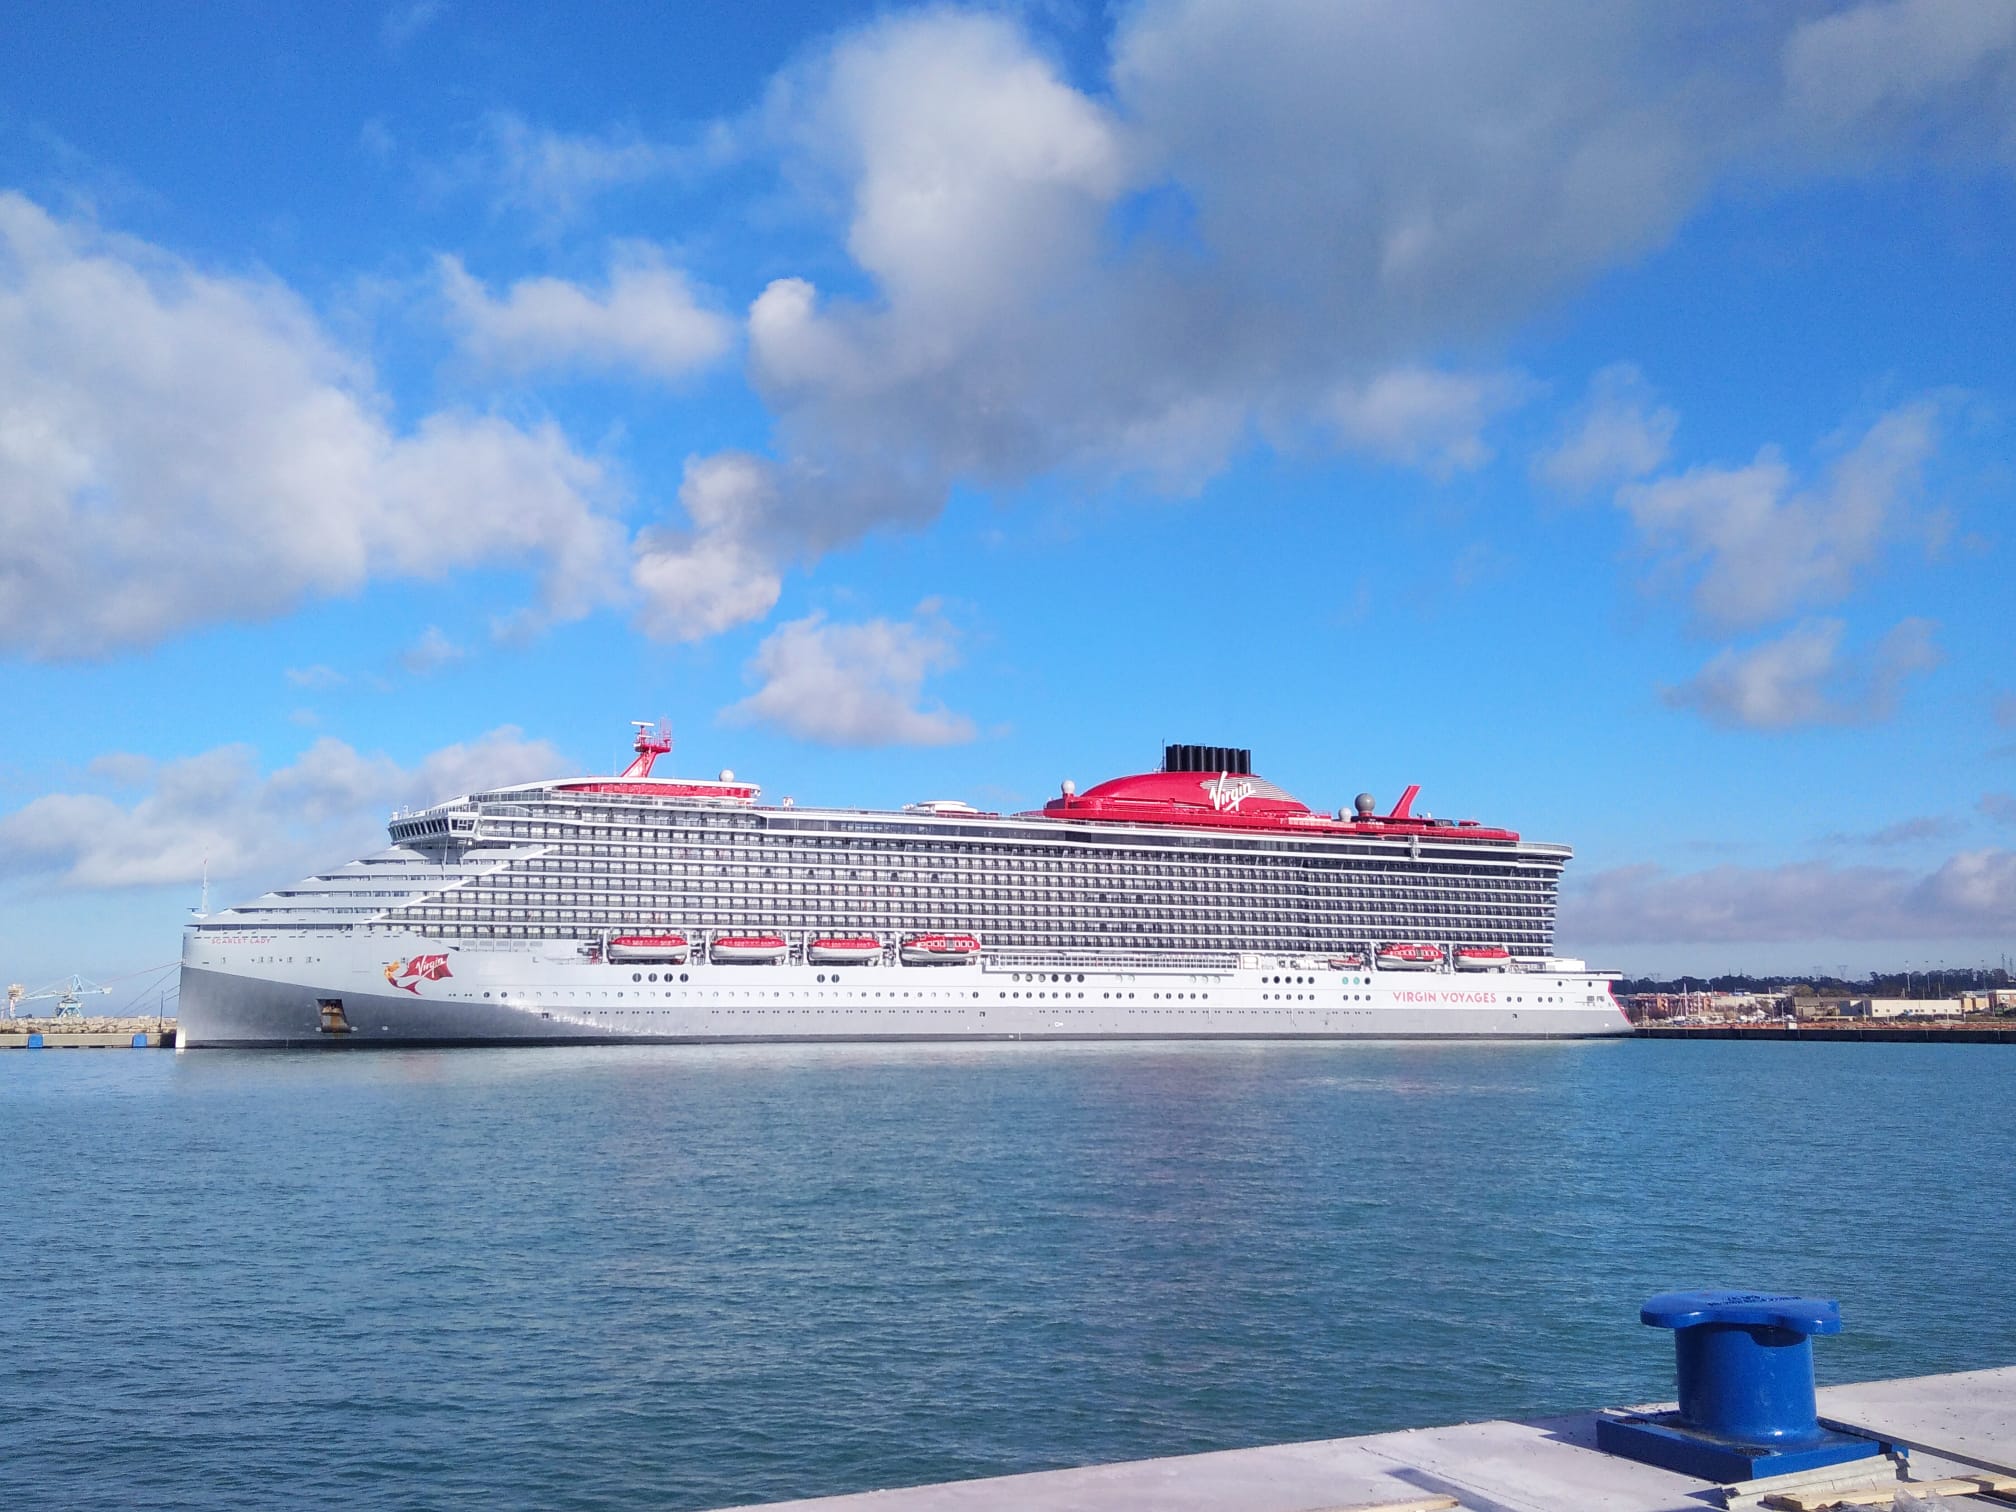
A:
[620,721,673,778]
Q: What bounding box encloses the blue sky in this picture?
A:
[2,0,2013,994]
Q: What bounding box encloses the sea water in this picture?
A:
[2,1039,2010,1509]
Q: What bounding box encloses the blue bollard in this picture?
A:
[1597,1289,1893,1482]
[1652,1290,1835,1446]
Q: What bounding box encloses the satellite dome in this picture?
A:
[1354,793,1377,816]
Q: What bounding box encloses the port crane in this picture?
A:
[7,974,114,1019]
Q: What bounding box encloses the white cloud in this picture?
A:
[0,727,565,891]
[630,453,786,642]
[667,3,2016,625]
[722,609,975,747]
[1326,367,1533,476]
[1663,616,1941,730]
[399,625,463,675]
[1564,847,2016,945]
[0,194,626,659]
[440,247,733,382]
[463,111,702,228]
[1535,363,1677,492]
[1782,0,2016,161]
[1617,400,1941,633]
[285,665,347,690]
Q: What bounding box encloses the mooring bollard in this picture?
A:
[1596,1289,1893,1482]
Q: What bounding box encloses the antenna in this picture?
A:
[620,719,674,778]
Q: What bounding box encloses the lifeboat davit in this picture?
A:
[807,936,881,966]
[900,933,981,965]
[1376,942,1443,972]
[607,933,689,964]
[1454,944,1512,972]
[711,933,787,965]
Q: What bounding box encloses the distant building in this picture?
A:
[1958,989,2016,1014]
[1842,997,1954,1019]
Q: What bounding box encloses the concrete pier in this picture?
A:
[1,1017,176,1049]
[719,1366,2016,1511]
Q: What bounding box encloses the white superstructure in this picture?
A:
[177,731,1630,1046]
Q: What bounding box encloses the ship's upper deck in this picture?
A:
[389,732,1525,851]
[1038,770,1519,843]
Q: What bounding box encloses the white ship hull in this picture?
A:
[177,932,1630,1048]
[177,728,1628,1048]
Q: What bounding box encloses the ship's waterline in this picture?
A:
[177,728,1628,1046]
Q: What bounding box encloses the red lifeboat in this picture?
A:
[1376,942,1444,972]
[1453,944,1513,973]
[900,933,981,965]
[710,933,787,965]
[607,933,689,964]
[807,936,882,966]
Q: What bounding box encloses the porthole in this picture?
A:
[632,973,642,982]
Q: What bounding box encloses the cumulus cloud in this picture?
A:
[398,625,463,675]
[1535,363,1678,492]
[15,4,2013,656]
[1663,616,1941,730]
[1326,367,1533,476]
[0,194,625,659]
[1563,847,2016,944]
[1617,400,1942,634]
[630,453,786,642]
[0,727,566,891]
[1781,0,2016,161]
[634,2,2016,636]
[440,247,733,382]
[721,608,975,747]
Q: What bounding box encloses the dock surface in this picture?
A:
[1,1016,176,1048]
[720,1367,2016,1511]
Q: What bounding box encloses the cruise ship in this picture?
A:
[176,727,1629,1046]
